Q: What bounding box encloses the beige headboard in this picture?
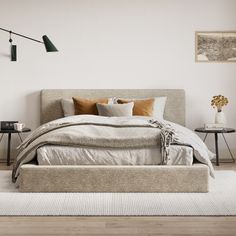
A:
[40,89,185,126]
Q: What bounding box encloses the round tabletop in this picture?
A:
[195,127,235,134]
[0,128,31,134]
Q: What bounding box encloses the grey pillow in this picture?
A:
[96,102,134,117]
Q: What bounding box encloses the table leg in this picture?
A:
[7,133,12,166]
[214,133,219,166]
[17,133,23,142]
[0,134,4,144]
[222,133,235,163]
[203,133,208,142]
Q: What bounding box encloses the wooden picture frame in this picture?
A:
[195,31,236,62]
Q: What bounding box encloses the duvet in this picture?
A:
[12,115,215,182]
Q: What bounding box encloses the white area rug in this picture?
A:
[0,170,236,216]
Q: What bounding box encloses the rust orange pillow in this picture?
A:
[117,98,155,116]
[72,97,109,115]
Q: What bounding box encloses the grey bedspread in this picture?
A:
[12,115,214,182]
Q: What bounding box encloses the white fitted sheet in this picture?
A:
[37,145,193,166]
[37,146,162,165]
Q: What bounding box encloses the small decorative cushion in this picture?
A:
[117,98,155,116]
[72,97,109,115]
[96,102,134,117]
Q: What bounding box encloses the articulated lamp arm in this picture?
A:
[0,27,58,61]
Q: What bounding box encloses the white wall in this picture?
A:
[0,0,236,161]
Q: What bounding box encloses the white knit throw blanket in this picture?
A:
[149,119,176,164]
[149,119,215,177]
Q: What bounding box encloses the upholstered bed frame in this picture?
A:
[19,89,209,192]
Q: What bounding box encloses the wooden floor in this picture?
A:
[0,163,235,236]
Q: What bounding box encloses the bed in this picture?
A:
[15,89,210,192]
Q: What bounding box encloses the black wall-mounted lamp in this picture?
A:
[0,27,58,61]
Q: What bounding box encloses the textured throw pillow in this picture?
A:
[96,102,134,117]
[72,97,109,115]
[117,98,155,116]
[116,97,167,119]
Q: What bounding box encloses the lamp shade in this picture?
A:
[42,35,58,52]
[11,45,17,61]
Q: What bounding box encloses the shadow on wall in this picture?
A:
[0,52,10,59]
[24,91,41,129]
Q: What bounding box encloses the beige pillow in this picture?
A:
[96,102,134,117]
[72,97,109,115]
[117,98,154,116]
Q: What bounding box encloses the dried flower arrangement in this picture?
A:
[211,95,228,112]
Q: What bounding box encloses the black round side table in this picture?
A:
[0,128,31,166]
[195,128,235,166]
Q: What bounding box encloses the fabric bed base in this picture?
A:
[19,164,209,193]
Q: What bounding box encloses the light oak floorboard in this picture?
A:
[0,163,235,236]
[0,216,236,236]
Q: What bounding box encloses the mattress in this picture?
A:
[37,145,193,166]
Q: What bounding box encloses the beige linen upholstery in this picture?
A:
[40,89,185,125]
[19,164,209,193]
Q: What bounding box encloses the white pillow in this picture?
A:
[114,97,167,120]
[96,102,134,117]
[153,97,167,120]
[61,98,114,117]
[61,99,74,117]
